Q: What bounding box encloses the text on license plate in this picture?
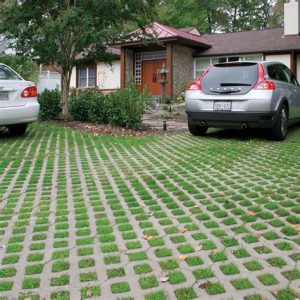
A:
[214,101,232,111]
[0,91,9,101]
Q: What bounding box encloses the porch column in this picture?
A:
[120,47,126,88]
[166,44,173,98]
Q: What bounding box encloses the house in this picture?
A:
[70,0,300,98]
[70,48,121,93]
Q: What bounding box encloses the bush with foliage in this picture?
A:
[88,92,109,124]
[108,83,150,128]
[38,89,62,120]
[68,83,150,129]
[68,90,93,122]
[0,55,39,83]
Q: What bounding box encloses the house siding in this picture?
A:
[265,54,291,68]
[172,45,194,96]
[97,61,120,90]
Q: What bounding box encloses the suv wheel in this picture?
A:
[188,120,208,136]
[271,104,288,141]
[7,124,28,136]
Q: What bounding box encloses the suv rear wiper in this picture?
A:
[220,83,251,86]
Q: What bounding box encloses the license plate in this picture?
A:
[0,91,9,101]
[214,101,232,111]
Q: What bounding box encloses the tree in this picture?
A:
[269,0,285,28]
[223,0,272,32]
[158,0,274,33]
[157,0,228,33]
[0,0,157,117]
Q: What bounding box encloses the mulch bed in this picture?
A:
[43,120,183,137]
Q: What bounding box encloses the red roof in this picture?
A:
[112,22,211,48]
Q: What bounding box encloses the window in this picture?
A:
[194,54,263,79]
[267,64,289,83]
[78,65,96,88]
[0,65,21,80]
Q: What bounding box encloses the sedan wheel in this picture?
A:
[271,105,288,141]
[7,124,28,136]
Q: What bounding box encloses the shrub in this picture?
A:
[67,83,150,129]
[68,90,93,122]
[38,89,62,120]
[88,92,109,124]
[108,82,150,129]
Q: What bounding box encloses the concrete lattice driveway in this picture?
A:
[0,124,299,300]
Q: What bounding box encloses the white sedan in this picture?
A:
[0,63,39,135]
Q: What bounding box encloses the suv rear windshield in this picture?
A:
[0,65,22,80]
[201,63,258,95]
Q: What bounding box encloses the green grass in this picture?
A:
[174,287,197,300]
[185,256,203,266]
[267,257,287,268]
[144,291,167,300]
[22,278,40,289]
[111,281,130,293]
[193,268,214,280]
[168,271,186,284]
[231,278,253,290]
[134,263,153,274]
[220,263,240,275]
[0,281,13,291]
[257,274,279,286]
[51,291,69,300]
[80,286,101,298]
[52,260,69,272]
[139,275,159,289]
[154,248,172,258]
[282,268,300,281]
[274,288,296,300]
[243,260,263,271]
[0,267,16,277]
[106,268,125,278]
[205,282,225,295]
[2,124,300,298]
[50,274,70,286]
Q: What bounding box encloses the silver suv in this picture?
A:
[185,61,300,140]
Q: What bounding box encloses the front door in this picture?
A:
[141,59,166,96]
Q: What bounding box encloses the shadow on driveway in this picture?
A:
[204,124,300,142]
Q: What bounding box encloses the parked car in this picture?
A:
[0,63,39,135]
[185,61,300,140]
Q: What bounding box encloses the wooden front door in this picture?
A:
[142,59,166,96]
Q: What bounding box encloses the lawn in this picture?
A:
[0,124,299,300]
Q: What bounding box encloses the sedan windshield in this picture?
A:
[0,65,22,80]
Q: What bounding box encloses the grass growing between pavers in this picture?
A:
[0,124,300,299]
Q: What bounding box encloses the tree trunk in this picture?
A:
[60,68,72,120]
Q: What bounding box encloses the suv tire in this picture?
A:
[7,124,28,136]
[270,104,288,141]
[188,120,208,136]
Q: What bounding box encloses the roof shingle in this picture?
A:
[198,28,300,57]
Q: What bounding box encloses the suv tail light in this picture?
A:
[254,64,276,90]
[187,66,211,91]
[21,86,37,98]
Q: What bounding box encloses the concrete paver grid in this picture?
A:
[0,124,299,299]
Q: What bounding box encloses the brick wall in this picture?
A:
[125,49,134,84]
[172,45,195,97]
